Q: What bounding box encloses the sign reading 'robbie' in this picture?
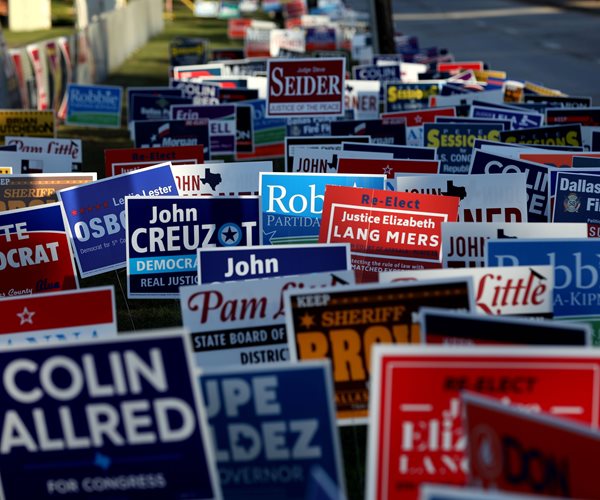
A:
[266,58,345,117]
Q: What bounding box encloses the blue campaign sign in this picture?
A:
[66,84,123,128]
[352,64,400,81]
[486,238,600,320]
[471,105,543,130]
[126,87,183,122]
[553,171,600,227]
[286,117,334,137]
[197,243,351,284]
[132,119,210,159]
[127,196,260,298]
[170,104,236,155]
[199,361,345,500]
[259,172,385,245]
[57,163,179,278]
[469,150,549,222]
[130,94,193,122]
[0,334,220,500]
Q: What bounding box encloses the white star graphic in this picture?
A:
[17,307,35,326]
[383,165,393,175]
[414,115,423,124]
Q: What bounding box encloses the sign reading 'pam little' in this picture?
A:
[266,58,345,117]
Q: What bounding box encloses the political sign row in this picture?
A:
[3,2,600,500]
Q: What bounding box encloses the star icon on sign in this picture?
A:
[414,115,423,124]
[17,307,35,325]
[383,165,393,175]
[299,312,315,330]
[222,227,238,242]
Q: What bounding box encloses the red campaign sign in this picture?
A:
[367,346,600,500]
[319,186,459,279]
[464,392,600,499]
[381,107,457,127]
[0,286,115,334]
[437,61,484,73]
[104,145,204,177]
[266,58,346,117]
[337,158,440,179]
[228,19,252,40]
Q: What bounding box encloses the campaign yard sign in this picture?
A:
[486,238,600,342]
[130,94,193,122]
[266,58,345,117]
[199,362,345,500]
[423,123,503,174]
[380,265,553,317]
[197,244,351,284]
[103,145,204,177]
[420,484,547,500]
[470,105,544,130]
[4,137,83,170]
[319,186,459,278]
[0,173,96,212]
[464,392,600,499]
[0,110,55,140]
[175,161,273,196]
[469,150,550,223]
[441,222,588,268]
[0,286,117,346]
[553,171,600,234]
[396,173,528,223]
[260,173,385,245]
[180,271,354,367]
[170,104,236,156]
[420,308,591,346]
[57,163,178,278]
[126,196,259,298]
[284,279,473,423]
[500,123,583,148]
[384,82,441,112]
[66,84,123,128]
[0,203,77,297]
[366,345,600,500]
[0,334,221,500]
[131,119,210,159]
[236,99,287,161]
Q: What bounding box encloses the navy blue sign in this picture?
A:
[424,123,503,174]
[352,64,400,81]
[469,150,549,222]
[197,243,351,284]
[487,238,600,323]
[126,87,183,122]
[132,119,210,159]
[199,362,345,500]
[57,163,178,278]
[130,94,192,122]
[286,117,334,137]
[384,82,440,112]
[0,335,220,500]
[500,123,582,147]
[553,171,600,228]
[169,36,208,66]
[127,196,260,298]
[331,118,406,146]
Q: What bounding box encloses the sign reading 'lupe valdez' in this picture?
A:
[0,334,221,499]
[0,203,77,297]
[57,163,179,278]
[199,361,346,500]
[266,58,345,117]
[126,196,260,298]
